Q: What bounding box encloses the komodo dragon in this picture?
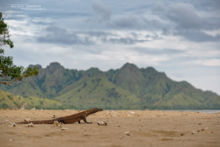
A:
[16,108,103,124]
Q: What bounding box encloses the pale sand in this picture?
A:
[0,110,220,147]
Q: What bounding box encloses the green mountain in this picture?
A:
[56,75,141,109]
[0,90,63,109]
[1,62,220,109]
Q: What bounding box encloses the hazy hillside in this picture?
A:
[56,75,141,109]
[0,90,62,109]
[1,62,220,109]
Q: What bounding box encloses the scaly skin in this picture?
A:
[16,108,103,124]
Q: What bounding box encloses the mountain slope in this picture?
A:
[56,75,141,109]
[1,62,83,98]
[0,90,63,109]
[107,63,145,95]
[1,62,220,109]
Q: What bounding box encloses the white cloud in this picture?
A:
[10,4,45,11]
[195,59,220,67]
[2,0,220,94]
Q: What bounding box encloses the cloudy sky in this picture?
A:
[0,0,220,94]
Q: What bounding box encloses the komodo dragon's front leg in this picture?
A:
[82,115,92,124]
[78,115,92,124]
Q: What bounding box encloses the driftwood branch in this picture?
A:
[16,108,103,124]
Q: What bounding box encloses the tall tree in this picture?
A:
[0,12,38,85]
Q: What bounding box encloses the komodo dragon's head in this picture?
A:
[85,108,103,116]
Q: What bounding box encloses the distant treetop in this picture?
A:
[0,12,38,85]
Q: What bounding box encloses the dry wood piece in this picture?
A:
[97,121,107,126]
[53,121,62,127]
[61,127,68,131]
[16,108,103,124]
[25,122,34,127]
[52,115,56,118]
[24,118,31,123]
[124,131,131,136]
[9,122,16,127]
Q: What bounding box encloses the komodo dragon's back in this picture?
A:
[16,108,103,124]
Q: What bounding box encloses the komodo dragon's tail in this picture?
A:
[16,119,55,124]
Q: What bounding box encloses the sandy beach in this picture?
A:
[0,109,220,147]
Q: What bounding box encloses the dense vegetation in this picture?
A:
[0,90,62,109]
[1,62,220,109]
[0,12,38,85]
